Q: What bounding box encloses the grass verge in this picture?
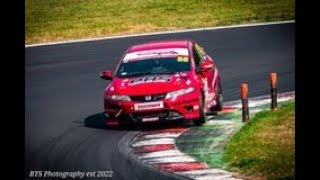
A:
[176,123,242,168]
[176,100,295,179]
[224,101,295,180]
[26,0,295,44]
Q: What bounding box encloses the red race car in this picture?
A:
[100,40,223,126]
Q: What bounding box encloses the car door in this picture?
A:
[193,43,217,110]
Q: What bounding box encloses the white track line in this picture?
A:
[225,91,295,108]
[144,156,197,164]
[194,176,240,180]
[25,20,294,48]
[206,120,237,125]
[224,91,295,107]
[177,169,239,180]
[231,95,295,108]
[140,149,188,159]
[143,133,181,139]
[132,138,175,147]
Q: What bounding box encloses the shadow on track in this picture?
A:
[84,112,106,129]
[84,112,193,131]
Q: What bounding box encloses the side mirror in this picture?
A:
[100,70,113,80]
[198,61,214,73]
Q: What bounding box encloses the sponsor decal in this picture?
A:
[203,77,209,97]
[134,101,164,110]
[138,50,178,56]
[123,48,189,62]
[130,75,171,85]
[212,67,218,88]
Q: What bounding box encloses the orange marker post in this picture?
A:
[270,73,278,111]
[241,83,249,122]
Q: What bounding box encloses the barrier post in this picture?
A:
[270,73,278,111]
[241,83,249,122]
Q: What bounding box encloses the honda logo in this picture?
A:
[145,95,152,101]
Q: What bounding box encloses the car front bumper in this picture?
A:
[104,91,201,126]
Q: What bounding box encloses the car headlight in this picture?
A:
[109,95,131,101]
[165,87,195,99]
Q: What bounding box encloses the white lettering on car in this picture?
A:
[130,75,171,86]
[123,48,189,63]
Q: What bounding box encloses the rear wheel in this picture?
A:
[212,81,223,111]
[193,92,206,126]
[215,92,223,111]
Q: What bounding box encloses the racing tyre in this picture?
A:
[212,82,223,111]
[214,92,223,111]
[193,92,206,126]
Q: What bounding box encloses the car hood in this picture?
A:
[106,72,196,95]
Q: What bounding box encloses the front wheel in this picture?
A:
[193,92,206,126]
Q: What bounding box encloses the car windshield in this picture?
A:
[116,57,191,77]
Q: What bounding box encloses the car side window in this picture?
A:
[193,43,205,67]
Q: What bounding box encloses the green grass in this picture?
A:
[176,100,295,179]
[224,101,295,180]
[176,123,242,168]
[26,0,295,44]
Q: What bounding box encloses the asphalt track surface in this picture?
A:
[25,22,295,180]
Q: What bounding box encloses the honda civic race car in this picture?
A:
[100,40,223,126]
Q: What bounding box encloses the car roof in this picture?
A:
[128,40,191,53]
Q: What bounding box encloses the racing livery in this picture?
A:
[100,40,223,126]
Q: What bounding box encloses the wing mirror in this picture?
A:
[198,61,214,73]
[100,70,113,80]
